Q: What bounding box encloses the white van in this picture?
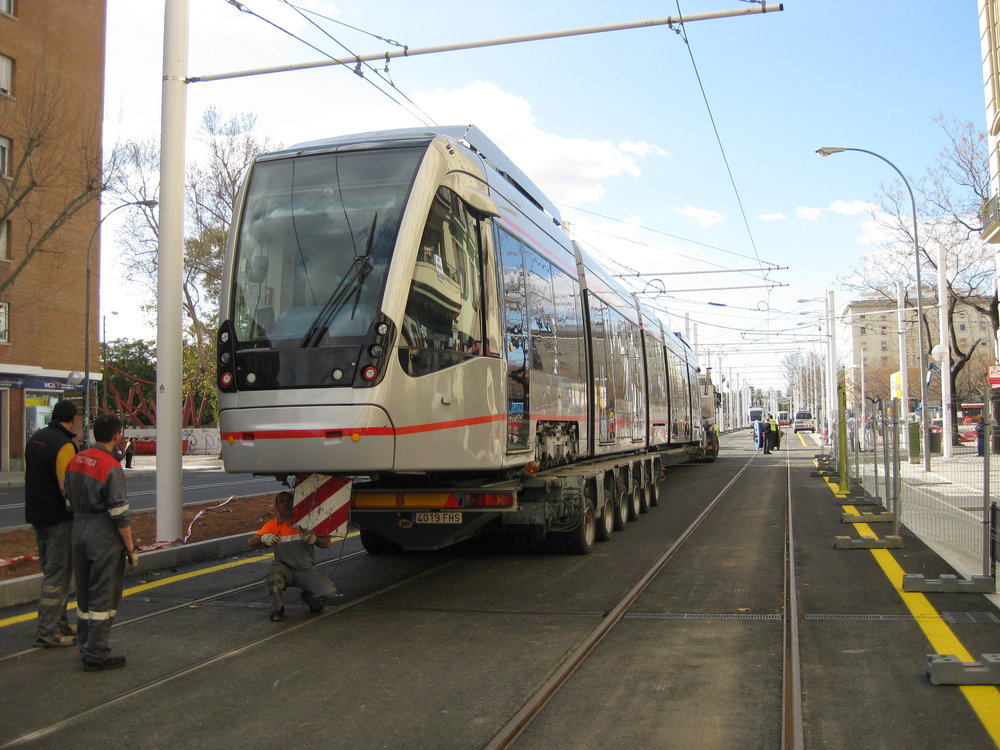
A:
[793,411,816,433]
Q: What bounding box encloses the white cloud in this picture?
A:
[795,200,873,222]
[619,139,668,157]
[758,212,787,222]
[669,205,725,228]
[412,81,652,205]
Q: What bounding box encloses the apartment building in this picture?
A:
[843,291,996,408]
[0,0,107,471]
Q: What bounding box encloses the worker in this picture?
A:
[24,399,80,648]
[249,491,338,622]
[65,413,137,671]
[764,414,779,454]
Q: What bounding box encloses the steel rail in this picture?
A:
[782,451,805,750]
[0,556,463,749]
[0,549,367,666]
[483,453,758,750]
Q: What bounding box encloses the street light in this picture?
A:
[83,199,158,446]
[815,146,930,471]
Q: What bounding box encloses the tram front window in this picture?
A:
[231,146,424,348]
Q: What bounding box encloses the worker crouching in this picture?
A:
[249,491,338,621]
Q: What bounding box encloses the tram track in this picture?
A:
[0,548,369,667]
[0,554,464,749]
[485,452,760,749]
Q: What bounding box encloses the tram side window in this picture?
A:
[499,229,529,450]
[552,270,584,382]
[400,186,484,376]
[526,251,557,373]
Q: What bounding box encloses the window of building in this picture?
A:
[0,54,11,96]
[0,301,7,343]
[881,340,888,351]
[881,356,888,365]
[0,0,14,17]
[0,220,8,260]
[0,136,9,177]
[859,326,866,335]
[959,323,967,331]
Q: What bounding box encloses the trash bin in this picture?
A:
[927,430,942,455]
[907,422,920,464]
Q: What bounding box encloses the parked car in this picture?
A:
[793,411,816,433]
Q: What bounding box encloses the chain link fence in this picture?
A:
[840,389,998,582]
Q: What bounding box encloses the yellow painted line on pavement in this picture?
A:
[826,479,1000,745]
[0,530,360,630]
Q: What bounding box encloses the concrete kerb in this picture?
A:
[0,532,253,609]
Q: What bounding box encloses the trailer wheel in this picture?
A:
[613,489,628,531]
[626,486,641,522]
[596,500,614,541]
[360,529,402,555]
[638,484,651,514]
[562,505,596,555]
[648,481,660,507]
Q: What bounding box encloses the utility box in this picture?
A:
[907,422,920,464]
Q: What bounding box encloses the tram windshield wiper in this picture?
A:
[299,213,377,348]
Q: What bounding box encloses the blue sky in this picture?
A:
[101,0,988,389]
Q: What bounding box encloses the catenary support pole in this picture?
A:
[155,0,188,543]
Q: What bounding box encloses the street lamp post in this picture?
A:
[83,200,158,446]
[816,146,930,471]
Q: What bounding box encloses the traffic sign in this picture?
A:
[989,364,1000,388]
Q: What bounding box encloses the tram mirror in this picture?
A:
[247,255,269,283]
[461,188,500,218]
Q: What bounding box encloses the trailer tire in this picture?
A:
[562,505,596,555]
[360,529,402,555]
[626,486,641,522]
[613,490,628,531]
[648,481,660,507]
[638,484,651,514]
[596,500,614,542]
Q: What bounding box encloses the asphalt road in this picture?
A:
[0,471,284,530]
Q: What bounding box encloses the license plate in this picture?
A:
[414,511,463,524]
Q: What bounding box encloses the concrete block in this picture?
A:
[834,535,903,549]
[841,511,894,523]
[903,574,996,593]
[927,653,1000,685]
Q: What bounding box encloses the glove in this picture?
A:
[299,529,317,545]
[126,548,139,571]
[260,533,279,546]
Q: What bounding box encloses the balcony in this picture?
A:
[980,194,1000,243]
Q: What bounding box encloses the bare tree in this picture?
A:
[838,117,997,402]
[0,74,114,295]
[108,108,279,422]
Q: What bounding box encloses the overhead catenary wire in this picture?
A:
[224,0,436,126]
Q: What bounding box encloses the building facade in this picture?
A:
[843,291,996,410]
[0,0,107,471]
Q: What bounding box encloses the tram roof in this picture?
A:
[282,125,562,226]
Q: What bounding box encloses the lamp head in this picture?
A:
[815,147,845,157]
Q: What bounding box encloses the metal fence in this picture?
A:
[839,391,998,582]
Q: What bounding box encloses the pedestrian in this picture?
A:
[24,399,80,648]
[65,413,137,671]
[249,491,338,622]
[123,437,135,469]
[763,414,778,454]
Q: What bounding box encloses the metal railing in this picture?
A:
[840,389,997,581]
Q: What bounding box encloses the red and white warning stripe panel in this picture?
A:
[292,474,353,538]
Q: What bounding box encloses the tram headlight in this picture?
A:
[368,344,384,358]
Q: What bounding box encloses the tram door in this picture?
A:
[498,229,530,452]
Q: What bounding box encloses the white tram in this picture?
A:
[217,125,717,552]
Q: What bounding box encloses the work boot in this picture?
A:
[300,592,323,613]
[35,633,76,648]
[59,622,78,636]
[269,607,285,622]
[83,655,126,672]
